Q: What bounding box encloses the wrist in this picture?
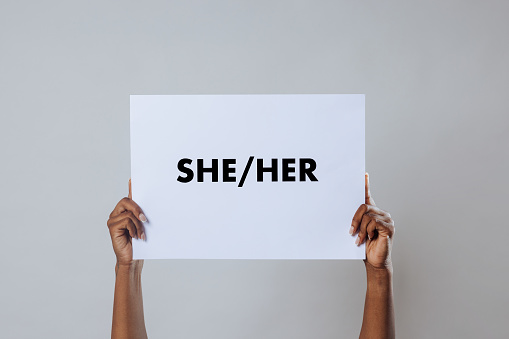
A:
[115,260,144,275]
[364,259,393,290]
[365,259,393,272]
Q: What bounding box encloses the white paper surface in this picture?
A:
[130,94,365,259]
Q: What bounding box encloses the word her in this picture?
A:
[177,156,318,187]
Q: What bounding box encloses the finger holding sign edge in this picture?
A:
[357,213,392,244]
[350,204,385,236]
[128,179,132,199]
[128,178,147,241]
[107,211,145,240]
[109,217,138,240]
[128,179,148,222]
[366,218,378,240]
[107,180,147,240]
[357,213,375,245]
[365,172,376,206]
[349,172,379,237]
[109,197,146,220]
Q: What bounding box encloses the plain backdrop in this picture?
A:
[1,1,508,338]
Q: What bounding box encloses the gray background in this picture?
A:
[1,0,507,338]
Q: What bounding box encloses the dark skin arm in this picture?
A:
[351,173,395,339]
[105,175,394,339]
[107,180,148,339]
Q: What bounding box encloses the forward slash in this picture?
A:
[238,156,254,187]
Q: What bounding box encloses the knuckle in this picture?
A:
[386,219,395,228]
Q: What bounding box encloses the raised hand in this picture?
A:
[107,180,147,265]
[350,173,395,268]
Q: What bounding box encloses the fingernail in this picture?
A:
[355,237,360,246]
[349,226,354,235]
[141,233,146,241]
[139,213,147,222]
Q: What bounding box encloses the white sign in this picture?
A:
[130,94,365,259]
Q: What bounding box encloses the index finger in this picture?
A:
[365,172,376,206]
[128,179,132,199]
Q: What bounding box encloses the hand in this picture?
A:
[107,180,147,265]
[350,173,395,268]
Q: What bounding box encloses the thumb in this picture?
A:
[128,179,132,199]
[365,172,376,206]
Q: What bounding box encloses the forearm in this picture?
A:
[359,260,395,339]
[112,260,148,339]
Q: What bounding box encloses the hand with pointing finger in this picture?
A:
[350,173,395,269]
[107,180,147,266]
[109,180,149,339]
[355,173,396,338]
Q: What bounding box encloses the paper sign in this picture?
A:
[130,94,365,259]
